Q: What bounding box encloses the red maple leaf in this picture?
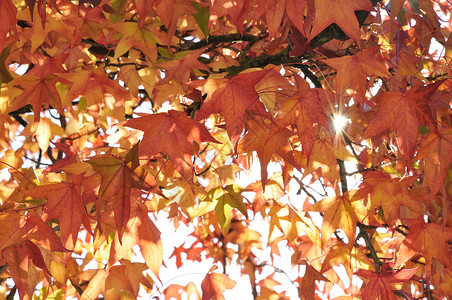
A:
[157,48,209,85]
[188,69,270,148]
[1,240,51,300]
[416,128,452,195]
[308,0,374,46]
[88,147,164,241]
[0,0,16,50]
[322,47,391,103]
[275,74,332,161]
[201,271,236,300]
[22,173,92,250]
[395,217,452,278]
[108,202,163,278]
[355,264,419,300]
[238,118,296,189]
[362,80,445,167]
[124,110,218,185]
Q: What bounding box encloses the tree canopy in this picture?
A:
[0,0,451,299]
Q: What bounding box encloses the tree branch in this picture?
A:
[337,157,381,271]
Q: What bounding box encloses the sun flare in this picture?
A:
[332,114,350,132]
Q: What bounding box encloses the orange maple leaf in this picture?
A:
[307,190,368,247]
[308,0,374,46]
[164,282,200,300]
[109,21,158,62]
[1,240,51,300]
[208,0,253,33]
[362,80,445,167]
[0,0,16,50]
[22,173,92,250]
[109,202,163,278]
[0,211,66,253]
[353,171,424,225]
[201,272,236,300]
[188,69,270,148]
[124,110,218,185]
[9,74,62,125]
[59,67,131,108]
[322,47,391,103]
[43,142,79,173]
[158,48,209,85]
[298,261,330,300]
[395,218,452,278]
[134,0,156,28]
[416,128,452,195]
[155,0,197,42]
[238,118,296,189]
[320,242,373,280]
[102,262,153,299]
[303,137,340,184]
[355,264,419,300]
[254,0,305,38]
[275,74,331,161]
[88,147,163,241]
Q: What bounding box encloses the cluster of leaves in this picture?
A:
[0,0,451,299]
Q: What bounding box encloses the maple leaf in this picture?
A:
[238,118,296,189]
[353,171,424,225]
[201,271,236,300]
[416,128,452,195]
[69,4,110,45]
[134,0,156,27]
[322,47,391,102]
[124,110,218,185]
[321,242,374,280]
[79,269,108,300]
[0,0,16,50]
[355,264,419,300]
[225,221,263,260]
[298,261,330,300]
[88,147,163,240]
[9,74,62,125]
[59,67,131,108]
[254,0,304,38]
[362,80,445,167]
[109,202,163,277]
[395,218,452,277]
[188,69,270,148]
[268,204,319,244]
[275,74,331,161]
[23,53,67,76]
[155,0,197,42]
[0,211,66,253]
[194,184,248,235]
[164,282,200,300]
[103,265,134,300]
[209,0,253,33]
[1,240,50,300]
[303,137,341,184]
[158,48,209,85]
[308,0,374,45]
[307,190,368,247]
[121,260,154,296]
[22,173,92,250]
[110,21,158,62]
[43,142,79,173]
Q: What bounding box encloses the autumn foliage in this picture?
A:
[1,0,452,299]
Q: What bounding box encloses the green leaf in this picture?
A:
[192,2,210,37]
[0,45,13,85]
